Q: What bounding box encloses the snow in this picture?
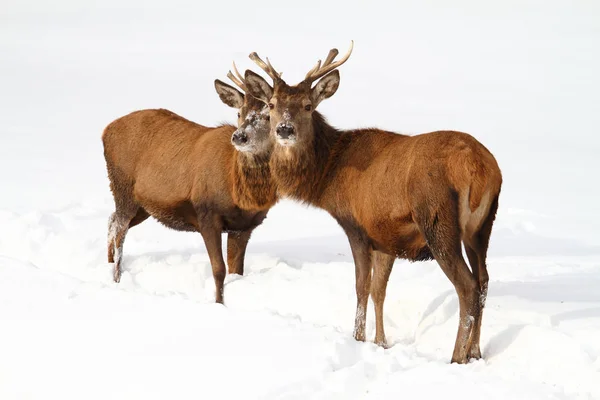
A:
[2,206,600,399]
[2,1,600,399]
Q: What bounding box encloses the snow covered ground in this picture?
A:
[2,204,600,399]
[1,1,600,399]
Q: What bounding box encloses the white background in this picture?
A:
[1,1,600,399]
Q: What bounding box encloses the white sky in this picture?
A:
[1,0,599,234]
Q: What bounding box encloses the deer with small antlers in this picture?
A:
[242,42,502,364]
[102,66,275,303]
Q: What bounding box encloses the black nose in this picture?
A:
[232,132,248,145]
[276,124,295,139]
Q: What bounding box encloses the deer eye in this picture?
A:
[268,103,274,109]
[265,115,270,121]
[304,104,312,111]
[237,112,241,118]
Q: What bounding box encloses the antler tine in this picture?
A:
[249,52,269,74]
[266,57,281,78]
[226,71,245,90]
[304,59,322,80]
[232,61,245,83]
[305,40,354,83]
[227,71,247,92]
[304,48,338,80]
[323,48,339,67]
[227,61,248,92]
[249,52,281,81]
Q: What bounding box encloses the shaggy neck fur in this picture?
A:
[232,149,277,210]
[269,112,342,207]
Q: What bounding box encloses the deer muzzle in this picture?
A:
[275,122,296,145]
[231,129,255,152]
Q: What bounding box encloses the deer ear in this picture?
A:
[310,70,340,107]
[214,79,244,109]
[244,70,273,104]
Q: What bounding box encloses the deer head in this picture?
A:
[214,62,272,155]
[243,42,353,148]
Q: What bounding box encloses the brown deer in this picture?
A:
[242,43,502,364]
[102,66,276,303]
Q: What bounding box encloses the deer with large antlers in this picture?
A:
[102,67,275,303]
[242,42,502,364]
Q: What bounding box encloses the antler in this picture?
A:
[226,61,248,92]
[304,41,353,83]
[248,52,282,81]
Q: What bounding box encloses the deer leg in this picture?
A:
[226,229,252,275]
[417,201,480,364]
[434,246,479,364]
[371,250,395,348]
[464,244,484,360]
[343,227,372,342]
[464,196,498,360]
[106,165,149,283]
[108,212,131,283]
[107,213,117,264]
[200,224,227,304]
[107,207,148,283]
[111,222,128,283]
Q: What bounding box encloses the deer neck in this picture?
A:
[269,112,341,206]
[231,150,277,210]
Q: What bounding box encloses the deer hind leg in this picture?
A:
[108,207,148,283]
[370,250,395,347]
[464,243,484,360]
[107,167,148,274]
[107,212,117,264]
[343,226,372,342]
[464,195,499,360]
[416,193,480,364]
[226,229,253,275]
[108,212,129,283]
[106,163,149,282]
